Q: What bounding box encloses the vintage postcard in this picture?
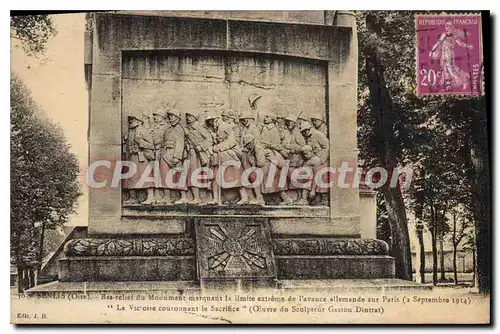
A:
[10,10,490,324]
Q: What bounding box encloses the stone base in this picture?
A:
[277,278,432,292]
[59,256,196,282]
[26,278,430,297]
[275,255,395,279]
[200,278,278,291]
[58,236,394,282]
[123,203,329,218]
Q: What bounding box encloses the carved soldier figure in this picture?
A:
[123,115,156,205]
[296,145,321,205]
[141,112,153,130]
[282,114,306,203]
[300,122,329,164]
[185,110,214,204]
[259,110,292,204]
[205,111,247,205]
[238,111,263,204]
[240,132,266,205]
[239,111,260,145]
[300,122,330,204]
[159,108,188,205]
[221,108,241,146]
[296,110,312,130]
[151,109,169,204]
[274,108,288,144]
[311,114,328,137]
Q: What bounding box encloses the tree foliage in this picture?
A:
[11,73,81,291]
[11,14,57,57]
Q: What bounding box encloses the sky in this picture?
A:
[11,13,89,226]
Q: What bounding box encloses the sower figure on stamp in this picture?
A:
[282,113,306,203]
[205,111,247,205]
[300,122,330,205]
[429,21,474,91]
[185,110,214,204]
[160,108,188,205]
[123,115,157,205]
[259,110,292,205]
[311,114,328,137]
[152,109,169,204]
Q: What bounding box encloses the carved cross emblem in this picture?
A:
[195,218,276,280]
[205,224,266,272]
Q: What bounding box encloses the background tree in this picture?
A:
[357,11,422,280]
[462,234,477,287]
[11,73,81,292]
[449,207,474,284]
[435,97,490,293]
[10,14,57,57]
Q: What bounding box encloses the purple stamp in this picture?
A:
[416,13,483,96]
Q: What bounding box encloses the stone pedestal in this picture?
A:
[59,206,394,284]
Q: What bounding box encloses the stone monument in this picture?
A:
[60,11,394,289]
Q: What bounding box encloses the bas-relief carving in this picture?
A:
[195,218,276,280]
[63,237,388,257]
[64,238,195,256]
[121,52,330,207]
[273,238,390,256]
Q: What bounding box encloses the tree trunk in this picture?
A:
[417,228,425,284]
[17,266,25,293]
[439,234,445,281]
[472,249,477,287]
[431,226,438,286]
[430,205,438,286]
[364,14,412,281]
[28,268,35,289]
[381,186,413,280]
[469,101,490,294]
[453,244,458,284]
[38,221,46,271]
[452,213,458,284]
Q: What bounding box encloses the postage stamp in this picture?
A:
[416,13,483,96]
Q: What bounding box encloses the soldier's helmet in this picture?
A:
[204,110,219,121]
[239,110,256,120]
[260,109,276,119]
[300,121,312,132]
[297,110,309,121]
[152,108,167,119]
[185,110,199,120]
[311,114,326,123]
[221,108,236,120]
[248,93,262,110]
[284,113,298,123]
[166,108,182,119]
[128,115,143,127]
[128,115,143,123]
